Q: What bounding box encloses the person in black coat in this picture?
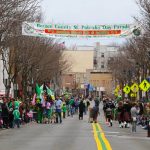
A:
[79,100,85,120]
[122,101,132,128]
[1,98,9,128]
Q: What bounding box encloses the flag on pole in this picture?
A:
[31,93,36,105]
[40,94,45,107]
[35,83,41,96]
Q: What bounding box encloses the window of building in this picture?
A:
[101,53,104,58]
[101,65,104,68]
[101,62,105,68]
[94,57,97,65]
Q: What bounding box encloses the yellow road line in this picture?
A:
[92,123,103,150]
[96,123,112,150]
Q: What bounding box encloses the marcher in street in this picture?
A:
[79,100,85,120]
[131,103,138,132]
[92,97,100,123]
[105,99,115,127]
[103,98,108,122]
[122,100,131,128]
[88,97,94,123]
[117,101,124,128]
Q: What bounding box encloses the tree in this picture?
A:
[108,0,150,99]
[0,0,41,97]
[0,0,40,50]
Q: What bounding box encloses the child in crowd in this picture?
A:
[62,103,67,119]
[27,109,33,122]
[50,110,56,123]
[13,107,20,128]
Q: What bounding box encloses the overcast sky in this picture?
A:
[41,0,140,46]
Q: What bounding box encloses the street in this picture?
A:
[0,0,150,150]
[0,104,149,150]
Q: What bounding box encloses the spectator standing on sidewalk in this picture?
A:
[79,99,85,120]
[0,100,3,128]
[69,97,75,117]
[55,97,62,123]
[1,97,9,129]
[62,103,67,119]
[13,107,20,128]
[83,98,87,115]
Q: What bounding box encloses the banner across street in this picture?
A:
[22,22,138,38]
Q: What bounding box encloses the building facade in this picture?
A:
[62,43,118,96]
[62,50,94,91]
[89,71,113,96]
[94,42,119,72]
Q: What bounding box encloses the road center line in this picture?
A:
[92,123,113,150]
[92,123,103,150]
[96,123,112,150]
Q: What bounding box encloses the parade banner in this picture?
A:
[22,22,137,38]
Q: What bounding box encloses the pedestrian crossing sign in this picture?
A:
[114,89,118,96]
[130,93,137,97]
[116,85,120,90]
[123,85,130,94]
[131,83,139,93]
[139,79,150,92]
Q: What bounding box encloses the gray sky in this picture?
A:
[41,0,139,46]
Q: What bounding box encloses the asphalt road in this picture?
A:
[0,116,96,150]
[0,104,150,150]
[99,108,150,150]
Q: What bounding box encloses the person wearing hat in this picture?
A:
[13,107,20,128]
[14,98,20,109]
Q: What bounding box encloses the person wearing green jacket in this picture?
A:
[69,97,75,117]
[14,100,20,109]
[13,107,20,128]
[62,103,67,119]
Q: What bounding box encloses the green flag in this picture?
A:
[35,84,41,96]
[47,88,53,95]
